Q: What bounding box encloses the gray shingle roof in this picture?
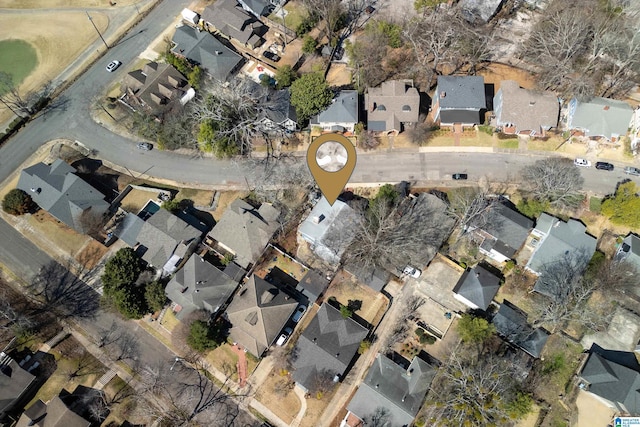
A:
[365,80,420,132]
[493,300,549,358]
[317,90,359,125]
[134,209,203,268]
[209,199,280,269]
[344,263,389,292]
[296,269,330,303]
[17,159,109,233]
[0,354,35,414]
[238,0,272,16]
[346,354,435,426]
[459,0,504,22]
[226,275,298,356]
[568,97,633,139]
[125,62,190,108]
[581,345,640,414]
[292,303,368,391]
[435,76,486,110]
[16,395,91,427]
[259,88,297,127]
[472,202,533,259]
[453,265,501,310]
[171,25,244,81]
[527,214,596,279]
[494,80,559,134]
[165,255,239,320]
[616,234,640,271]
[202,0,266,45]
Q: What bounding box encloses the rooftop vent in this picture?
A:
[180,287,189,294]
[440,91,446,99]
[215,50,223,55]
[529,101,536,106]
[30,187,41,194]
[312,214,325,224]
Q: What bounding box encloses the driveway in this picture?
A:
[574,390,615,427]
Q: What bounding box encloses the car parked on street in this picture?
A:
[106,60,121,72]
[595,162,614,171]
[276,327,293,346]
[452,173,468,180]
[574,158,591,167]
[137,142,153,151]
[624,166,640,176]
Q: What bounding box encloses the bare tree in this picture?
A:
[300,0,344,42]
[423,348,527,426]
[63,351,103,381]
[111,330,139,362]
[77,209,108,238]
[363,407,391,427]
[96,321,121,348]
[0,292,33,335]
[520,158,584,208]
[0,71,37,117]
[308,368,337,395]
[446,187,496,235]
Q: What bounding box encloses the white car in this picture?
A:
[574,158,591,167]
[403,265,421,279]
[106,60,121,72]
[276,327,293,346]
[624,166,640,176]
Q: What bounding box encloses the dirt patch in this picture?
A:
[326,63,352,87]
[177,188,215,208]
[478,63,537,92]
[323,271,389,326]
[574,389,615,427]
[74,238,109,270]
[299,386,337,427]
[255,369,301,424]
[211,191,249,221]
[24,210,91,257]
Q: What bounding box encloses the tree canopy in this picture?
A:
[101,248,147,319]
[290,73,333,122]
[2,188,34,215]
[457,313,496,344]
[187,320,225,352]
[601,181,640,228]
[520,158,584,208]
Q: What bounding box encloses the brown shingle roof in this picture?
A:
[495,80,559,134]
[365,80,420,132]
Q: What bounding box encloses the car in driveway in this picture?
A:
[292,305,307,323]
[574,158,591,167]
[595,162,614,171]
[624,166,640,176]
[452,173,468,180]
[276,327,293,346]
[106,60,121,72]
[262,51,280,62]
[137,142,153,151]
[403,265,421,279]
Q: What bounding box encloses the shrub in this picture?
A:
[187,320,222,352]
[162,199,181,212]
[296,13,320,36]
[302,35,317,54]
[358,340,371,354]
[477,124,494,135]
[339,304,353,318]
[2,189,34,215]
[504,260,516,273]
[419,334,436,344]
[516,197,550,219]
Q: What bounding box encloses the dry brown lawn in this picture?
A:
[177,188,215,207]
[119,188,158,212]
[326,63,352,87]
[205,343,240,382]
[75,238,109,270]
[212,191,249,221]
[299,386,337,427]
[323,271,389,326]
[478,63,536,91]
[255,369,301,424]
[0,0,140,7]
[27,210,90,256]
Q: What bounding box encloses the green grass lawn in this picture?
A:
[0,39,38,91]
[495,138,519,149]
[268,1,307,31]
[589,196,602,213]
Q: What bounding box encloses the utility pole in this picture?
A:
[87,11,109,49]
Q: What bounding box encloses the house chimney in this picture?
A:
[215,51,222,55]
[440,91,446,99]
[603,105,610,111]
[312,337,317,343]
[335,353,340,357]
[30,187,41,194]
[312,214,325,224]
[375,384,379,388]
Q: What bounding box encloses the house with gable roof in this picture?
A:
[452,264,501,311]
[365,80,421,134]
[526,214,596,297]
[432,76,486,128]
[342,353,436,427]
[202,0,267,48]
[207,199,281,270]
[0,352,37,421]
[292,303,369,391]
[615,234,640,272]
[165,255,240,320]
[566,96,633,142]
[257,88,297,133]
[493,300,549,358]
[171,25,244,82]
[579,343,640,415]
[16,389,93,427]
[17,159,110,234]
[238,0,277,18]
[123,61,194,111]
[459,0,504,23]
[493,80,559,137]
[310,90,359,133]
[467,200,534,263]
[225,275,298,356]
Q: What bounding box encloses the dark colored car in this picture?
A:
[595,162,614,171]
[263,51,280,62]
[452,173,468,180]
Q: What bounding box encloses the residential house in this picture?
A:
[298,197,359,265]
[468,201,534,263]
[165,255,239,320]
[344,263,389,292]
[202,0,267,48]
[566,97,633,142]
[171,25,244,82]
[238,0,276,18]
[493,80,559,137]
[526,214,596,296]
[207,199,281,270]
[459,0,504,23]
[615,234,640,272]
[452,264,501,311]
[579,344,640,415]
[292,303,368,391]
[225,275,298,356]
[432,76,486,127]
[296,269,330,304]
[0,352,37,420]
[16,392,92,427]
[17,159,109,234]
[311,90,359,133]
[342,353,436,427]
[365,80,421,134]
[493,300,549,358]
[114,208,204,274]
[123,62,194,111]
[257,88,297,133]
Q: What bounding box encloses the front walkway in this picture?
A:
[231,344,248,387]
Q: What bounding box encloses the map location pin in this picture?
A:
[307,133,357,206]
